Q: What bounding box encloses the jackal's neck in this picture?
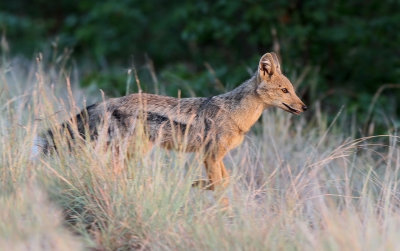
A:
[219,75,266,132]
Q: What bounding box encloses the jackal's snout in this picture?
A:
[282,101,307,115]
[282,92,308,115]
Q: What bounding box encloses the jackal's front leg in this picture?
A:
[206,159,230,207]
[219,161,230,188]
[192,160,229,190]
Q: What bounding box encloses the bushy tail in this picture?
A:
[30,135,50,160]
[29,103,99,161]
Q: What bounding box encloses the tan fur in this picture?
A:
[40,52,307,204]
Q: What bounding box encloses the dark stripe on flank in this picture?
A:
[146,111,187,132]
[111,109,130,121]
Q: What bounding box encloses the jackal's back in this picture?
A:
[83,93,234,152]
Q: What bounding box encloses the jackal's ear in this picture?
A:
[258,53,276,76]
[271,52,281,73]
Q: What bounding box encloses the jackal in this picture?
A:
[33,52,307,193]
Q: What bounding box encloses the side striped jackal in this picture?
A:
[33,52,307,196]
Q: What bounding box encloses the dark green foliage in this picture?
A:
[0,0,399,131]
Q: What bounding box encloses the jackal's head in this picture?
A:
[256,52,307,115]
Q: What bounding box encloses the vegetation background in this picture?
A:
[1,1,400,250]
[1,0,399,132]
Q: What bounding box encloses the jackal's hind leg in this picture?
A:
[111,139,153,175]
[126,139,153,159]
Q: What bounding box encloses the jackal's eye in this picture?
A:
[282,88,289,93]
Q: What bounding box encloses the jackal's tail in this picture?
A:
[30,134,51,160]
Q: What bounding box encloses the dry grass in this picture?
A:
[1,54,400,251]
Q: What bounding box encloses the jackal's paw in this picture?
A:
[192,179,212,190]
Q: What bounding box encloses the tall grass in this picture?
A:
[1,53,400,251]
